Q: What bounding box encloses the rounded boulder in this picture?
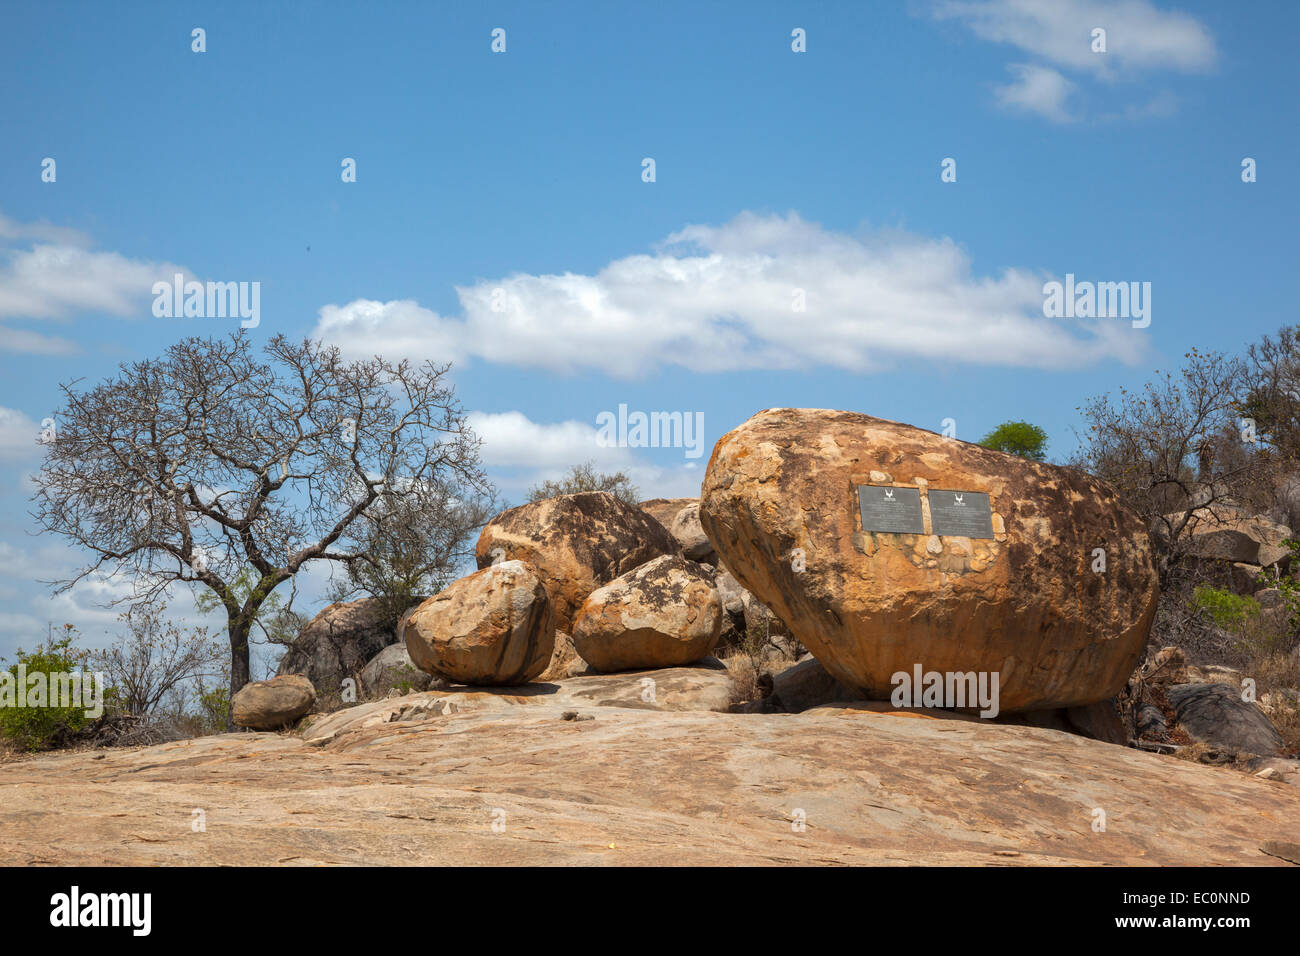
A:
[404,560,555,685]
[699,408,1159,712]
[232,674,316,730]
[572,555,723,672]
[475,492,677,633]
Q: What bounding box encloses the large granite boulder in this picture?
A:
[277,596,416,694]
[405,560,555,685]
[572,555,722,672]
[476,492,677,633]
[232,674,316,730]
[699,408,1159,713]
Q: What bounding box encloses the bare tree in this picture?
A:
[90,604,224,718]
[1244,325,1300,458]
[528,460,638,505]
[32,332,493,705]
[329,480,497,628]
[1242,326,1300,527]
[1073,347,1273,584]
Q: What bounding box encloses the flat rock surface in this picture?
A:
[2,669,1298,866]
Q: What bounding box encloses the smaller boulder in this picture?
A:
[639,497,696,531]
[669,503,717,564]
[1137,702,1168,738]
[538,631,589,682]
[360,643,436,698]
[573,555,722,672]
[405,560,555,685]
[714,567,746,616]
[232,675,316,730]
[1166,682,1285,756]
[477,492,677,633]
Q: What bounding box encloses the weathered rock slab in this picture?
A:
[5,697,1300,866]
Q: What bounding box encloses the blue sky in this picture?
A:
[0,0,1295,666]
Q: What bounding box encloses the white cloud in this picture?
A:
[926,0,1215,121]
[0,406,42,463]
[0,210,194,353]
[0,539,131,657]
[316,298,467,365]
[314,212,1145,377]
[0,213,91,248]
[0,324,79,355]
[0,244,188,320]
[468,410,704,501]
[470,411,628,470]
[931,0,1216,74]
[995,63,1077,121]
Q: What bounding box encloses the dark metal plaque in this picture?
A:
[857,485,924,535]
[929,489,994,538]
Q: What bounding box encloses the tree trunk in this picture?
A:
[227,618,252,729]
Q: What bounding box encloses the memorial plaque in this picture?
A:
[857,485,924,535]
[928,489,994,538]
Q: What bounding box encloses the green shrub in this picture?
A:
[977,421,1049,461]
[1258,538,1300,638]
[1192,585,1260,631]
[0,626,95,751]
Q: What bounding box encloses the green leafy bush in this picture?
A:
[0,625,95,751]
[977,421,1049,461]
[1192,585,1259,631]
